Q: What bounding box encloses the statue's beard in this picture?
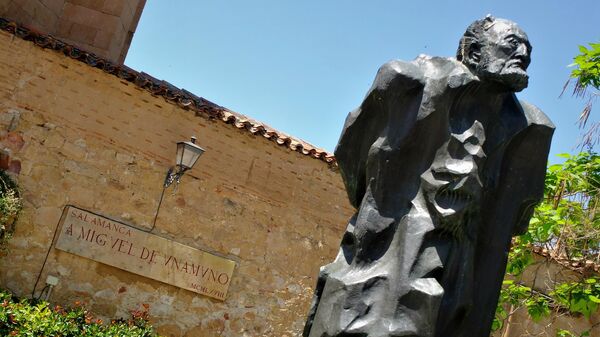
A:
[476,59,529,92]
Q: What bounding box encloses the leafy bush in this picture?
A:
[0,290,162,337]
[0,170,21,251]
[494,153,600,336]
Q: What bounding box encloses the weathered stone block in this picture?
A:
[60,141,87,159]
[157,324,183,337]
[62,2,119,33]
[101,0,124,16]
[33,206,62,227]
[115,152,134,164]
[65,0,104,10]
[0,109,22,131]
[4,132,25,151]
[40,0,65,16]
[0,149,9,170]
[31,1,59,31]
[68,21,99,44]
[8,159,21,174]
[43,132,65,148]
[92,28,113,49]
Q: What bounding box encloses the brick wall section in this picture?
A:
[0,30,354,337]
[0,0,145,63]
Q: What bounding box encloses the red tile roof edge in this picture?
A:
[0,18,337,166]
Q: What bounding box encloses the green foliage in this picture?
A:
[552,278,600,318]
[557,329,590,337]
[495,280,551,329]
[0,171,21,251]
[0,290,162,337]
[571,43,600,90]
[494,153,600,336]
[527,153,600,261]
[566,42,600,148]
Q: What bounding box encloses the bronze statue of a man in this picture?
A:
[303,16,554,337]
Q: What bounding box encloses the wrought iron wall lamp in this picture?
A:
[150,136,205,231]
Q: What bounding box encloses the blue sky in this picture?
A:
[126,1,600,161]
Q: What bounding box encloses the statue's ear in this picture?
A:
[467,45,481,66]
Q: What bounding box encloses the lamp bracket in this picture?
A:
[163,165,189,188]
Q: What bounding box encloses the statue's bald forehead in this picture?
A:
[483,19,529,42]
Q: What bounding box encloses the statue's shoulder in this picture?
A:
[372,56,475,92]
[371,59,426,91]
[518,99,556,129]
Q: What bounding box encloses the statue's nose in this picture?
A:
[516,43,529,57]
[514,43,531,67]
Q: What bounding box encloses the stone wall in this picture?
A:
[0,29,354,337]
[0,0,145,63]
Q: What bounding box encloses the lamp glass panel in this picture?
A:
[176,142,185,167]
[178,142,205,169]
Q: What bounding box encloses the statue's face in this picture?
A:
[476,20,531,92]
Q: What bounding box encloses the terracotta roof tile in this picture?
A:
[0,18,336,166]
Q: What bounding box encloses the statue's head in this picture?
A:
[457,15,532,92]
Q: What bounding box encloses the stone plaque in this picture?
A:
[55,205,235,301]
